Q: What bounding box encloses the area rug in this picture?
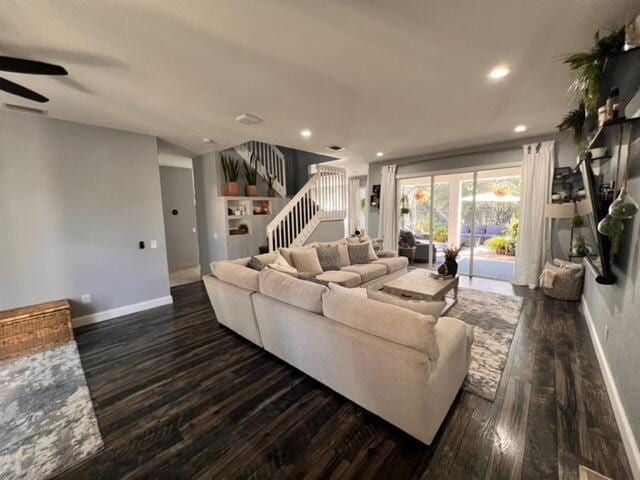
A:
[448,288,524,401]
[0,342,103,479]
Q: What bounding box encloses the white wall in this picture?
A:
[0,111,171,317]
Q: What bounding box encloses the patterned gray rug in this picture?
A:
[448,288,524,401]
[0,342,103,479]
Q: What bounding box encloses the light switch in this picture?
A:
[150,240,158,249]
[81,294,91,304]
[193,227,196,233]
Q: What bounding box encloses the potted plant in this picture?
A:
[221,155,240,196]
[571,214,585,228]
[562,27,625,115]
[244,154,259,197]
[441,244,462,276]
[266,174,277,197]
[400,194,410,216]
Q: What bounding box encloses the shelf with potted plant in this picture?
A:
[558,23,640,284]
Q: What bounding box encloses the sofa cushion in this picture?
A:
[364,241,379,261]
[279,245,314,267]
[246,256,265,271]
[322,290,439,359]
[341,263,387,283]
[366,288,445,318]
[315,245,341,272]
[315,270,361,288]
[328,282,367,297]
[290,248,323,275]
[267,253,298,274]
[255,251,279,265]
[211,261,259,292]
[348,243,370,265]
[372,256,409,274]
[259,268,327,314]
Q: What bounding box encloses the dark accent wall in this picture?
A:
[276,146,336,195]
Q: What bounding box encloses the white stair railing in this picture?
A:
[234,141,287,197]
[267,165,347,251]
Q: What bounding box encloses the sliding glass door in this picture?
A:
[398,165,522,281]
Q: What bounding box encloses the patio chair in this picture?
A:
[399,229,437,263]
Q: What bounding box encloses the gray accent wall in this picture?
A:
[277,146,336,194]
[159,166,199,270]
[193,152,227,274]
[0,111,171,317]
[582,133,640,448]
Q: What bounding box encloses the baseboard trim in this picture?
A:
[581,296,640,480]
[72,295,173,328]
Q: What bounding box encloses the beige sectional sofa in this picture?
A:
[203,244,473,444]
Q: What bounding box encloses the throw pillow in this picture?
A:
[246,256,264,271]
[348,243,370,265]
[337,244,351,266]
[315,245,341,271]
[346,236,360,244]
[268,253,298,274]
[290,248,323,276]
[366,288,445,318]
[328,282,367,298]
[364,241,378,261]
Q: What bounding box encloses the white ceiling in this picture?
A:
[1,0,636,162]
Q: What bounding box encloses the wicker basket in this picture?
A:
[0,299,73,362]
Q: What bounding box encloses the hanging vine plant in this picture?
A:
[562,27,625,115]
[557,101,586,151]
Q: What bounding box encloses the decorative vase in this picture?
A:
[224,182,240,196]
[245,185,258,197]
[609,185,639,220]
[268,188,277,197]
[445,258,458,276]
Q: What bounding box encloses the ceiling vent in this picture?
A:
[235,113,262,125]
[326,145,346,152]
[2,103,48,116]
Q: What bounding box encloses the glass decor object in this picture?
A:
[598,214,624,255]
[609,185,639,219]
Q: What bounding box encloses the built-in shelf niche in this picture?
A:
[225,197,274,237]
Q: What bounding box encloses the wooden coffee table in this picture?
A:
[382,269,459,315]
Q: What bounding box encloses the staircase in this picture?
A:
[267,165,347,251]
[234,141,287,197]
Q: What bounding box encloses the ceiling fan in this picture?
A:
[0,55,68,103]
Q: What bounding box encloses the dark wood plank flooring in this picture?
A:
[56,280,633,479]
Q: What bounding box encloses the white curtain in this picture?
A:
[379,165,397,250]
[513,141,554,288]
[348,178,361,234]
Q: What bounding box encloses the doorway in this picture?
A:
[398,165,522,281]
[159,165,200,286]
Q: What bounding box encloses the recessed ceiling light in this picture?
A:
[488,65,511,80]
[300,129,312,138]
[514,125,527,133]
[202,138,215,143]
[376,152,384,157]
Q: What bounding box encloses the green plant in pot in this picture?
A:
[221,155,240,196]
[571,214,585,228]
[562,27,625,115]
[266,174,277,197]
[400,194,410,216]
[439,244,462,276]
[244,153,259,197]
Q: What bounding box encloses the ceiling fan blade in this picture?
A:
[0,77,49,103]
[0,56,67,75]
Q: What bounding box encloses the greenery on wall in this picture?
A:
[558,27,626,147]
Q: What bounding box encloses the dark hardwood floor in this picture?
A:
[57,279,633,479]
